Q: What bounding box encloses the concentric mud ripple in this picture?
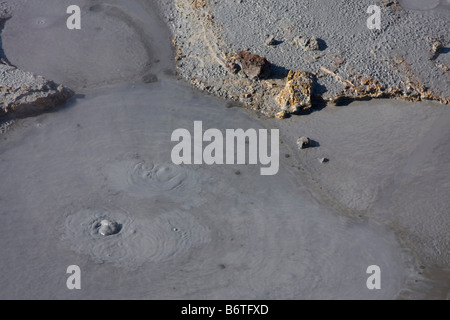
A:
[103,160,207,208]
[97,219,122,236]
[64,209,210,269]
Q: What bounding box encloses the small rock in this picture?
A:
[431,40,444,60]
[294,36,308,47]
[297,136,312,149]
[265,35,276,46]
[236,51,272,80]
[307,38,322,51]
[294,36,323,51]
[276,70,314,113]
[318,157,329,163]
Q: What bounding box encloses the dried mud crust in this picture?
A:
[162,0,449,118]
[0,65,74,117]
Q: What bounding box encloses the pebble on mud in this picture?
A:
[431,39,444,60]
[294,36,323,51]
[265,35,277,46]
[297,136,313,149]
[236,51,272,80]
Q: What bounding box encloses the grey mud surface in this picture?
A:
[0,0,448,299]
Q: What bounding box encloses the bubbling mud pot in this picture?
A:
[103,159,207,209]
[64,209,211,269]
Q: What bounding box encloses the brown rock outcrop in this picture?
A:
[236,51,271,80]
[276,70,314,113]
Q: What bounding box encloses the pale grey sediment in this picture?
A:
[0,0,175,91]
[0,0,448,300]
[0,82,412,299]
[270,99,450,270]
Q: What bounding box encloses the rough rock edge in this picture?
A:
[169,0,449,118]
[0,65,74,118]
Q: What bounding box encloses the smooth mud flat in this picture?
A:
[0,82,409,299]
[0,0,448,300]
